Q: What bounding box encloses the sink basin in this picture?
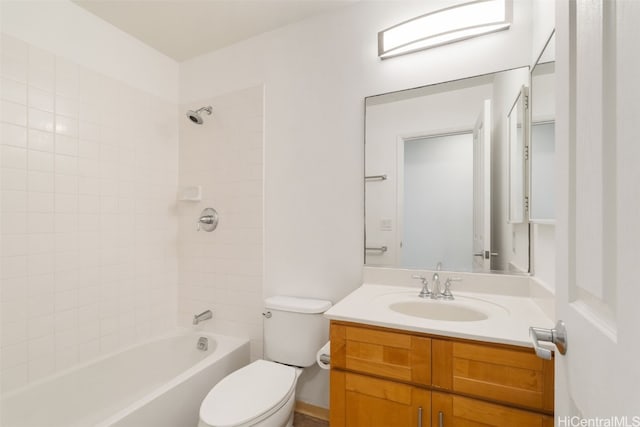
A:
[388,301,489,322]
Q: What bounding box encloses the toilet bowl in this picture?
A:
[197,296,332,427]
[198,360,301,427]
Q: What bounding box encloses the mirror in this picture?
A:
[365,67,530,273]
[507,85,528,223]
[530,32,556,222]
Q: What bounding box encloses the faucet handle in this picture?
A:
[442,277,461,300]
[412,275,431,298]
[411,274,427,283]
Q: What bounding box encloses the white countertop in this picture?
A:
[324,283,554,348]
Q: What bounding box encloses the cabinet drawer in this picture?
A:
[331,322,431,385]
[432,392,551,427]
[432,340,554,412]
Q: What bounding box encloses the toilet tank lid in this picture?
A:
[264,296,332,313]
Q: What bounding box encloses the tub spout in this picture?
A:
[193,310,213,325]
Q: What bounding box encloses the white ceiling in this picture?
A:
[72,0,355,62]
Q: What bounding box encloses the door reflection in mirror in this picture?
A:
[401,132,473,270]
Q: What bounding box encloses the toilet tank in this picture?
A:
[263,296,332,367]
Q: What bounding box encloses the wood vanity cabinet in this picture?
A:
[330,321,554,427]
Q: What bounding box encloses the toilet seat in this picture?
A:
[199,360,297,427]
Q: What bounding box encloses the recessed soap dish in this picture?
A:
[178,185,202,201]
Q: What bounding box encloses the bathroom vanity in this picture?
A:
[325,277,555,427]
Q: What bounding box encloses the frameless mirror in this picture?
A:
[365,68,530,273]
[507,85,529,223]
[530,32,556,222]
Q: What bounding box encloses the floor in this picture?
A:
[293,412,329,427]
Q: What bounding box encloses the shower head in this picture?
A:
[186,106,212,125]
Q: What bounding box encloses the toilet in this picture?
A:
[198,295,332,427]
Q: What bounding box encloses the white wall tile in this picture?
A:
[1,100,27,126]
[1,36,179,389]
[1,190,27,212]
[2,168,27,190]
[1,78,27,105]
[1,234,28,257]
[55,115,78,137]
[27,108,54,132]
[28,192,54,213]
[54,154,77,175]
[55,58,79,98]
[1,342,27,370]
[2,145,27,169]
[28,87,54,112]
[56,95,78,118]
[28,150,54,172]
[177,87,264,357]
[28,46,54,92]
[28,129,54,152]
[2,213,28,234]
[1,122,27,148]
[1,363,28,393]
[28,355,55,382]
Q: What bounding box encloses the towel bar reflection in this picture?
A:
[365,174,387,181]
[365,246,388,253]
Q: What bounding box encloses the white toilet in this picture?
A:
[198,296,332,427]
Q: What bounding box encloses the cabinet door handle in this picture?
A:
[438,411,444,427]
[417,407,423,427]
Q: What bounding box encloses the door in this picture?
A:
[554,0,640,420]
[472,99,492,270]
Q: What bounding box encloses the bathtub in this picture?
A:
[0,330,250,427]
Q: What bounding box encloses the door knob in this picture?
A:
[529,320,567,359]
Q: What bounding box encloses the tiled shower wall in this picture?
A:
[177,86,264,361]
[0,34,179,393]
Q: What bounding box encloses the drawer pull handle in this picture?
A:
[438,411,444,427]
[417,407,422,427]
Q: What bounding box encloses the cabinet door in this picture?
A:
[331,322,431,385]
[331,370,430,427]
[432,392,548,427]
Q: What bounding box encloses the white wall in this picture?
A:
[177,86,264,361]
[0,0,178,102]
[0,0,179,393]
[180,0,532,408]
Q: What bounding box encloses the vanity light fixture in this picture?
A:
[378,0,511,59]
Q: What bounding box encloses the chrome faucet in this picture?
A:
[193,309,213,325]
[411,275,431,298]
[431,272,442,299]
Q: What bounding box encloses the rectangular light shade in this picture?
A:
[378,0,511,59]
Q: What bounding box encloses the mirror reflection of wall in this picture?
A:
[365,67,530,273]
[530,35,556,222]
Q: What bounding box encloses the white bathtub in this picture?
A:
[1,330,250,427]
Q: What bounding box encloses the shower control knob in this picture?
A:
[197,208,219,232]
